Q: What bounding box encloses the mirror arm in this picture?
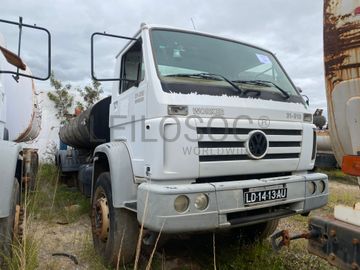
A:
[302,94,310,106]
[12,16,23,82]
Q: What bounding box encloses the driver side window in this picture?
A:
[119,39,144,93]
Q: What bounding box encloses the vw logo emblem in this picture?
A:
[246,130,268,159]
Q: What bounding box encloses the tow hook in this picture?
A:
[270,229,320,252]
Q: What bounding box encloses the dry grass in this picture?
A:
[134,191,149,270]
[6,236,39,270]
[14,165,358,270]
[5,180,40,269]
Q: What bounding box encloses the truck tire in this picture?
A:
[0,179,20,268]
[91,172,139,266]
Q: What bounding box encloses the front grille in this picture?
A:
[197,127,302,162]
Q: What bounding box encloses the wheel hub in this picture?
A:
[93,197,110,242]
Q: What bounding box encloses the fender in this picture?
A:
[0,141,22,218]
[92,141,137,208]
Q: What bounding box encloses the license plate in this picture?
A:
[244,188,287,205]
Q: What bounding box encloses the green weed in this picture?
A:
[29,164,90,223]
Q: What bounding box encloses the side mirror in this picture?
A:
[0,17,51,81]
[91,31,140,82]
[296,86,303,93]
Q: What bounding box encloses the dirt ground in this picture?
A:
[29,180,359,270]
[30,216,91,270]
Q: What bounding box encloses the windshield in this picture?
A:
[150,29,303,103]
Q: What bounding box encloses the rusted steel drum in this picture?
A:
[59,96,111,149]
[324,0,360,165]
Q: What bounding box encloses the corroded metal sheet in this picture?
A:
[324,0,360,82]
[324,0,360,166]
[59,96,111,149]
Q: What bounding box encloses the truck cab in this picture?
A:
[62,24,330,266]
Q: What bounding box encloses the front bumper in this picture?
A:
[137,173,328,233]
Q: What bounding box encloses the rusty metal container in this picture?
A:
[59,96,111,149]
[324,0,360,166]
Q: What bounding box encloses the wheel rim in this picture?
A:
[92,191,110,242]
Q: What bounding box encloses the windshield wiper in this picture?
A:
[233,79,290,99]
[165,73,243,95]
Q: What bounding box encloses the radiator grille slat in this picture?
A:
[269,141,301,147]
[197,127,302,136]
[198,141,245,148]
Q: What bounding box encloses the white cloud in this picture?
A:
[0,0,327,113]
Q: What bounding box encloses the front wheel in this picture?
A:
[239,219,279,241]
[91,172,139,266]
[217,219,279,245]
[0,179,20,268]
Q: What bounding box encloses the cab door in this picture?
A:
[110,39,147,177]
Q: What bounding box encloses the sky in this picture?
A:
[0,0,326,113]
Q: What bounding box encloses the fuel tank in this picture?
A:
[59,96,111,149]
[324,0,360,165]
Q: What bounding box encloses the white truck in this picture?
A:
[0,18,51,267]
[57,24,329,266]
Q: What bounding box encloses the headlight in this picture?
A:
[174,195,189,213]
[318,180,326,193]
[303,113,313,122]
[307,181,317,194]
[194,193,209,210]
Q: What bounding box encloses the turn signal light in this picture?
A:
[303,113,313,123]
[168,105,188,116]
[342,155,360,177]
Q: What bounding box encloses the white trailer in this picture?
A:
[0,17,51,268]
